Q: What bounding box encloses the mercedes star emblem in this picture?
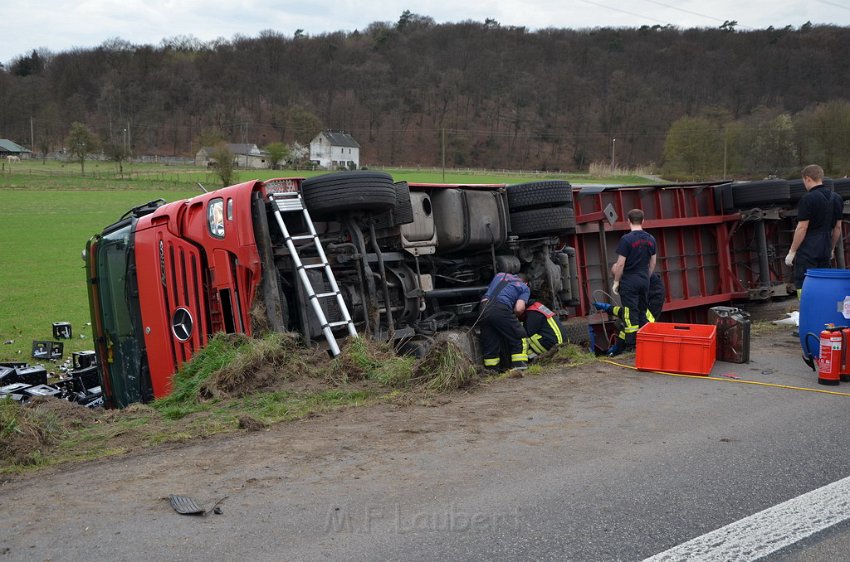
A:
[171,307,193,342]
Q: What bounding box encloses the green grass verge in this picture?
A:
[0,332,597,474]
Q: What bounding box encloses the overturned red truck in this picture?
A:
[85,172,578,408]
[85,172,850,408]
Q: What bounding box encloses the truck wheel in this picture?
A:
[510,206,576,236]
[302,171,397,216]
[834,178,850,200]
[788,179,805,204]
[730,179,790,208]
[393,181,415,225]
[507,180,573,211]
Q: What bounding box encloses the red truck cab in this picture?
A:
[86,179,298,407]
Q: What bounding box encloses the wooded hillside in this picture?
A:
[2,16,849,176]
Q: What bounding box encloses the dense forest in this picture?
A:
[2,14,850,177]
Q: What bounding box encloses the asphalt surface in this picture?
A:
[3,325,850,561]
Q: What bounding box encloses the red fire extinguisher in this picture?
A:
[818,326,843,386]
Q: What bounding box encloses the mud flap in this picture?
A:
[169,495,205,515]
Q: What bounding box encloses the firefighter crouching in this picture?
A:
[479,272,530,372]
[593,272,666,356]
[522,300,565,357]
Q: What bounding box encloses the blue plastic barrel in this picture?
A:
[799,269,850,359]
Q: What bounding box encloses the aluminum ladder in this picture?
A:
[269,192,358,356]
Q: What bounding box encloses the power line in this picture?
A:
[638,0,753,30]
[578,0,672,26]
[639,0,726,23]
[819,0,850,12]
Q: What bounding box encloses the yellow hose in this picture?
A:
[600,359,850,398]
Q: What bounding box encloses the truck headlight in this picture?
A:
[208,198,225,238]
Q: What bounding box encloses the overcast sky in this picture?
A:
[2,0,849,64]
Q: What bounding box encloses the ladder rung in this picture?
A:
[327,320,352,328]
[274,200,304,212]
[300,263,327,270]
[313,292,339,299]
[289,234,315,241]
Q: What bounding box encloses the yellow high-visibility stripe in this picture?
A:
[511,353,528,362]
[646,310,656,323]
[547,318,563,345]
[623,307,632,327]
[484,357,500,366]
[529,334,547,354]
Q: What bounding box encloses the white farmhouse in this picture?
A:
[309,131,360,170]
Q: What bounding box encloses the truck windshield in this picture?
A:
[92,222,146,407]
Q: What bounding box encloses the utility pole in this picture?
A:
[30,117,34,155]
[611,137,616,170]
[441,128,446,182]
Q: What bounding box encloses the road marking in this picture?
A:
[644,474,850,561]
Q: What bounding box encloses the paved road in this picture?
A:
[3,327,850,561]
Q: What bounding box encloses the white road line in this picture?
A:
[644,475,850,562]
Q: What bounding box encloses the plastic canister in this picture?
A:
[708,306,751,363]
[799,269,850,360]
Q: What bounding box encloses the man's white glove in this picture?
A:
[612,281,619,295]
[785,251,796,267]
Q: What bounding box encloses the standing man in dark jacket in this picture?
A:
[786,165,842,294]
[480,272,530,372]
[609,209,657,354]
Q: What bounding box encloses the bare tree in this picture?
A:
[66,122,100,176]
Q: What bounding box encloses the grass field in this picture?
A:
[0,160,655,363]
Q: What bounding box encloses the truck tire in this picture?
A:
[731,179,790,208]
[393,181,415,225]
[834,178,850,200]
[788,179,805,204]
[507,180,573,211]
[510,206,576,236]
[790,178,842,203]
[302,171,397,216]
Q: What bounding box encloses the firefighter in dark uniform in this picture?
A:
[594,272,665,355]
[786,164,843,296]
[609,208,656,354]
[647,271,665,321]
[522,300,565,356]
[480,272,530,372]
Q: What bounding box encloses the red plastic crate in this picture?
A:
[635,322,717,376]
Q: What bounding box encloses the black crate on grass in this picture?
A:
[0,361,28,369]
[70,366,100,391]
[25,385,61,398]
[72,350,97,370]
[32,341,63,360]
[1,382,32,394]
[52,322,72,339]
[15,366,47,386]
